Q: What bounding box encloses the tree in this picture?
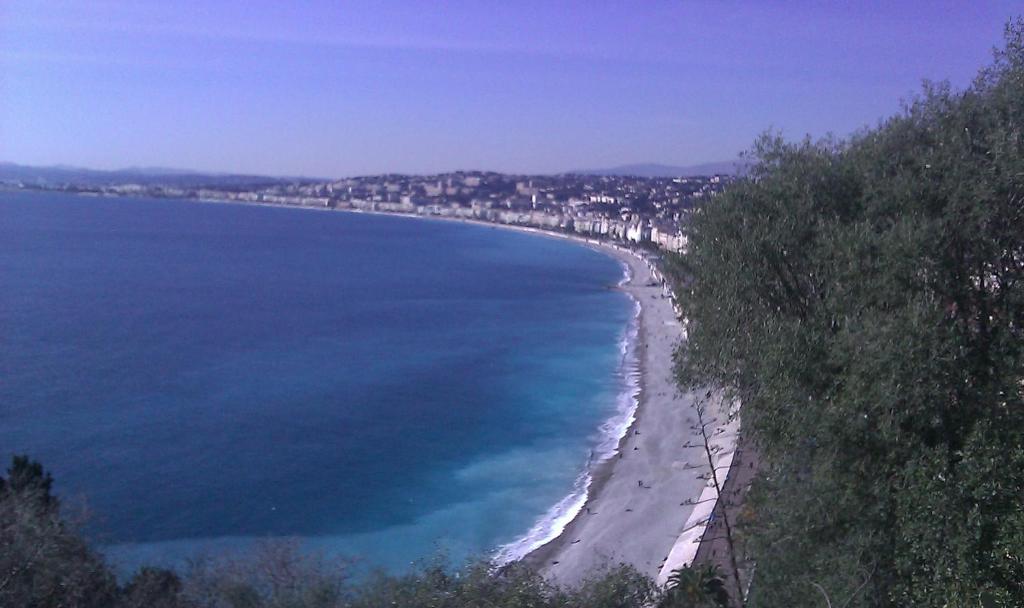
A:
[677,18,1024,607]
[1,454,57,511]
[661,565,730,608]
[690,397,743,604]
[182,539,348,608]
[0,455,119,608]
[119,567,193,608]
[567,563,662,608]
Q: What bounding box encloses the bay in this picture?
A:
[0,191,632,573]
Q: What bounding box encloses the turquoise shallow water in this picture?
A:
[0,191,634,573]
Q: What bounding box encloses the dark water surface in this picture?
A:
[0,192,631,572]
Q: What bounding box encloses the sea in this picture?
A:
[0,191,638,575]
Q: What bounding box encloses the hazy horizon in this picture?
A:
[0,158,747,181]
[1,1,1020,176]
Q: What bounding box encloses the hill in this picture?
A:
[0,162,319,188]
[568,160,749,178]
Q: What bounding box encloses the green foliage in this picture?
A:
[661,565,730,608]
[348,560,553,608]
[2,454,57,509]
[120,567,193,608]
[0,456,119,608]
[348,560,660,608]
[182,539,348,608]
[661,252,690,288]
[678,18,1024,608]
[566,563,662,608]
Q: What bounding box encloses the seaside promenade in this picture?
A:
[524,245,739,586]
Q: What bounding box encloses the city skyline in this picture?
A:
[1,1,1020,177]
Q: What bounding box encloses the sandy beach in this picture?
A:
[521,243,738,587]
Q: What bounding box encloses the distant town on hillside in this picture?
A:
[2,164,740,254]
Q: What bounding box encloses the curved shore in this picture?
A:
[518,244,739,587]
[100,195,737,581]
[187,201,740,584]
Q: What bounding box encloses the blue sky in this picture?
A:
[1,1,1020,177]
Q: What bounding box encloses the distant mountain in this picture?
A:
[569,160,750,178]
[0,162,322,188]
[112,166,208,176]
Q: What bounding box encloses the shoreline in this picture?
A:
[17,191,737,584]
[491,264,643,565]
[182,198,729,582]
[517,244,739,587]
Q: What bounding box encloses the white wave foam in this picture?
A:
[492,285,642,565]
[617,259,633,287]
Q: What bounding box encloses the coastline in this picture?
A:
[186,198,738,582]
[516,243,739,587]
[491,261,642,565]
[23,192,739,583]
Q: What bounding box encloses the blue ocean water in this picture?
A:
[0,191,634,573]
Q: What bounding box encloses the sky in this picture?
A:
[1,1,1021,178]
